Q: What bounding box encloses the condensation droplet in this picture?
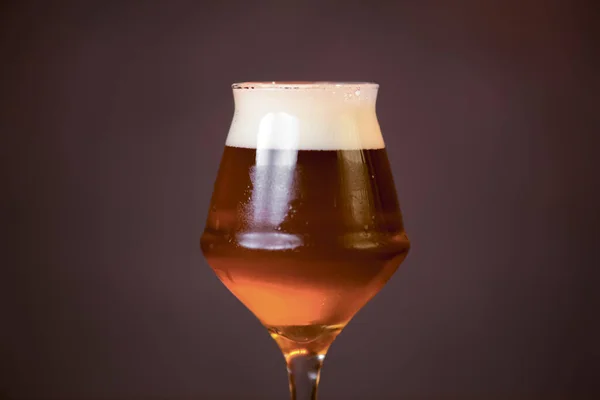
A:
[355,89,361,96]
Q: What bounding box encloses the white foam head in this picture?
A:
[225,82,385,150]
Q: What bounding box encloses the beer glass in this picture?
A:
[201,82,410,399]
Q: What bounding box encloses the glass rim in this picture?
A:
[232,81,379,90]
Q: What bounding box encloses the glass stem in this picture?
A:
[286,352,325,400]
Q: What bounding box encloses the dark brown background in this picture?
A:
[1,0,598,399]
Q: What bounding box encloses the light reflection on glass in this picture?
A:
[251,112,299,227]
[237,232,303,251]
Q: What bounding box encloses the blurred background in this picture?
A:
[1,0,598,399]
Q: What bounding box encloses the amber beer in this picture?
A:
[201,82,409,355]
